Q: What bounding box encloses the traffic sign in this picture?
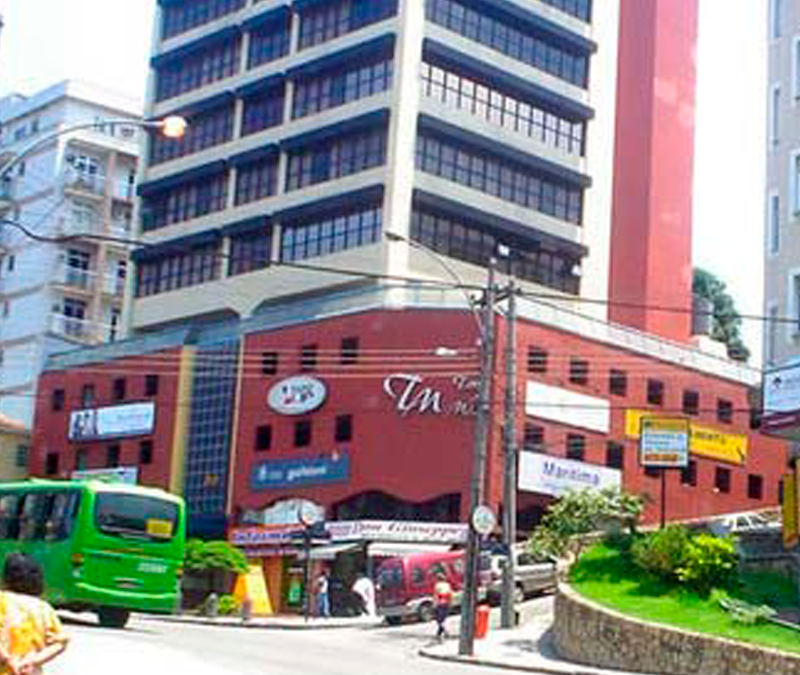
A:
[471,505,496,535]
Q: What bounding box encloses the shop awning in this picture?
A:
[298,542,361,560]
[367,542,453,557]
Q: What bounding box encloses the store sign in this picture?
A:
[68,402,155,441]
[268,376,327,415]
[229,524,304,547]
[326,520,468,544]
[71,466,138,485]
[525,381,610,433]
[242,499,325,526]
[251,452,349,490]
[625,410,748,465]
[518,453,621,497]
[763,363,800,431]
[382,374,478,417]
[639,417,690,468]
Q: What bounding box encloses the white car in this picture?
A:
[707,512,781,536]
[486,546,556,603]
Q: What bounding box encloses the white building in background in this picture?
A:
[0,80,142,427]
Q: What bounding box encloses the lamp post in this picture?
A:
[384,231,496,656]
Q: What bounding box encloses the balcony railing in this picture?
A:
[48,313,95,341]
[0,179,15,202]
[102,272,126,297]
[53,265,95,291]
[62,169,105,196]
[60,218,103,237]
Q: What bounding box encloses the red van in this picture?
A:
[376,550,488,625]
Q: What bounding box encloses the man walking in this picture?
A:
[433,572,453,641]
[316,571,330,618]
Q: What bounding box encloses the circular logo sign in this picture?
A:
[268,376,327,415]
[471,505,496,535]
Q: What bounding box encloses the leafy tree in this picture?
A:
[527,487,644,562]
[184,539,248,574]
[692,268,750,362]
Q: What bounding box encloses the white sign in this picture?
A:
[326,520,468,544]
[268,376,327,415]
[764,363,800,414]
[525,381,610,433]
[518,453,621,497]
[471,506,496,535]
[69,402,155,441]
[243,499,325,526]
[640,417,690,468]
[71,466,138,485]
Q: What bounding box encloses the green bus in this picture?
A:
[0,479,185,628]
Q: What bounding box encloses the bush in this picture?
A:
[631,526,690,582]
[184,539,248,574]
[677,534,737,596]
[217,594,241,616]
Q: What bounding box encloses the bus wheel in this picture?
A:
[97,607,130,629]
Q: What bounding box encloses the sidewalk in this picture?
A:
[143,611,383,630]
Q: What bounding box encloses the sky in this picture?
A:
[0,0,768,360]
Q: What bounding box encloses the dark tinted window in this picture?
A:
[95,493,179,541]
[256,425,272,451]
[605,442,624,469]
[683,390,700,416]
[714,467,731,494]
[335,415,353,442]
[51,389,65,412]
[647,379,664,405]
[569,359,588,385]
[609,370,627,396]
[145,375,160,397]
[747,474,763,500]
[295,420,312,447]
[527,347,547,373]
[717,399,733,424]
[340,337,359,365]
[681,460,697,487]
[0,494,22,539]
[262,351,279,375]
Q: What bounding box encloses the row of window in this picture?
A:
[298,0,397,50]
[260,338,361,375]
[51,375,160,412]
[255,414,353,451]
[137,243,219,297]
[426,0,589,88]
[43,440,155,477]
[527,346,739,423]
[142,171,228,231]
[421,61,586,157]
[161,0,245,40]
[522,426,764,499]
[0,491,80,541]
[416,132,584,224]
[410,208,581,295]
[540,0,592,22]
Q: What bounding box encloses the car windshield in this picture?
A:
[94,492,178,541]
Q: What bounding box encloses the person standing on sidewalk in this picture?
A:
[433,572,453,641]
[316,571,330,618]
[352,573,376,617]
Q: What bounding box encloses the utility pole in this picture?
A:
[458,260,496,657]
[501,278,517,628]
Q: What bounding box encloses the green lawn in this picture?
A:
[569,544,800,656]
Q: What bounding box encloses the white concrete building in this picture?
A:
[0,80,141,426]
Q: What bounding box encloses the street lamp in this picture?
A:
[384,230,495,656]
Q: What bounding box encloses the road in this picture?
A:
[48,599,553,675]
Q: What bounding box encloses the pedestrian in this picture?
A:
[316,570,330,618]
[0,553,69,675]
[433,571,453,641]
[352,573,376,617]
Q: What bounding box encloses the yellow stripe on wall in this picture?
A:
[169,347,196,495]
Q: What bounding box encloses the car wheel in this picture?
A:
[97,607,130,629]
[418,602,435,623]
[385,615,402,626]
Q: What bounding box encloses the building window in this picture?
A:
[7,255,14,272]
[523,424,544,453]
[161,0,246,40]
[255,425,272,451]
[421,61,585,156]
[527,347,548,374]
[229,228,272,276]
[143,375,159,397]
[294,420,312,447]
[51,389,65,412]
[106,444,121,468]
[566,434,585,461]
[569,359,589,385]
[340,337,359,365]
[242,85,285,135]
[150,103,234,165]
[767,304,779,366]
[292,54,393,119]
[605,442,624,469]
[14,445,28,469]
[141,171,228,231]
[139,440,154,465]
[112,378,127,402]
[248,15,291,68]
[791,152,800,214]
[155,37,241,101]
[426,0,589,87]
[281,204,382,262]
[747,474,763,500]
[135,243,221,297]
[682,389,699,416]
[681,460,698,487]
[235,156,279,206]
[298,0,397,50]
[771,85,780,146]
[771,0,783,39]
[416,132,583,225]
[644,466,661,479]
[286,126,387,191]
[769,193,780,255]
[80,384,95,409]
[73,448,88,471]
[45,453,59,476]
[714,467,731,494]
[540,0,591,21]
[300,344,318,372]
[609,370,627,397]
[261,351,279,375]
[335,414,353,442]
[717,399,733,424]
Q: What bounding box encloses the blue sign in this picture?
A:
[251,453,350,490]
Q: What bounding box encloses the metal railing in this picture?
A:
[62,169,105,196]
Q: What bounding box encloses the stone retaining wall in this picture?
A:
[553,584,800,675]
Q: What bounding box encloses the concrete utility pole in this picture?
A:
[501,278,518,628]
[458,260,496,657]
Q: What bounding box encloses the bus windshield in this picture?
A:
[94,492,179,541]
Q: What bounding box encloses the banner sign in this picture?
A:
[783,472,799,550]
[69,402,155,441]
[71,466,138,484]
[518,453,621,497]
[763,364,800,432]
[325,520,468,544]
[268,376,327,415]
[251,453,349,490]
[625,409,747,465]
[525,381,610,433]
[639,417,690,468]
[229,524,304,547]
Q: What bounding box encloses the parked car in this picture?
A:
[375,550,489,625]
[486,545,557,604]
[706,512,781,536]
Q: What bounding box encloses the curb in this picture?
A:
[417,646,619,675]
[140,614,384,631]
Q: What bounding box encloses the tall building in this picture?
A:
[0,81,141,426]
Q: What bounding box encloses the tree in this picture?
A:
[184,539,248,574]
[692,268,750,362]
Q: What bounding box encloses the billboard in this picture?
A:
[68,402,155,441]
[763,363,800,432]
[518,453,621,497]
[639,417,690,468]
[251,452,349,490]
[525,381,610,433]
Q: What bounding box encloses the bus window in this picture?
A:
[94,492,178,541]
[0,495,21,540]
[20,493,54,541]
[45,492,81,541]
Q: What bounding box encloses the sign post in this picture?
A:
[639,417,690,528]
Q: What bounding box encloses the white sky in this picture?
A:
[0,0,768,360]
